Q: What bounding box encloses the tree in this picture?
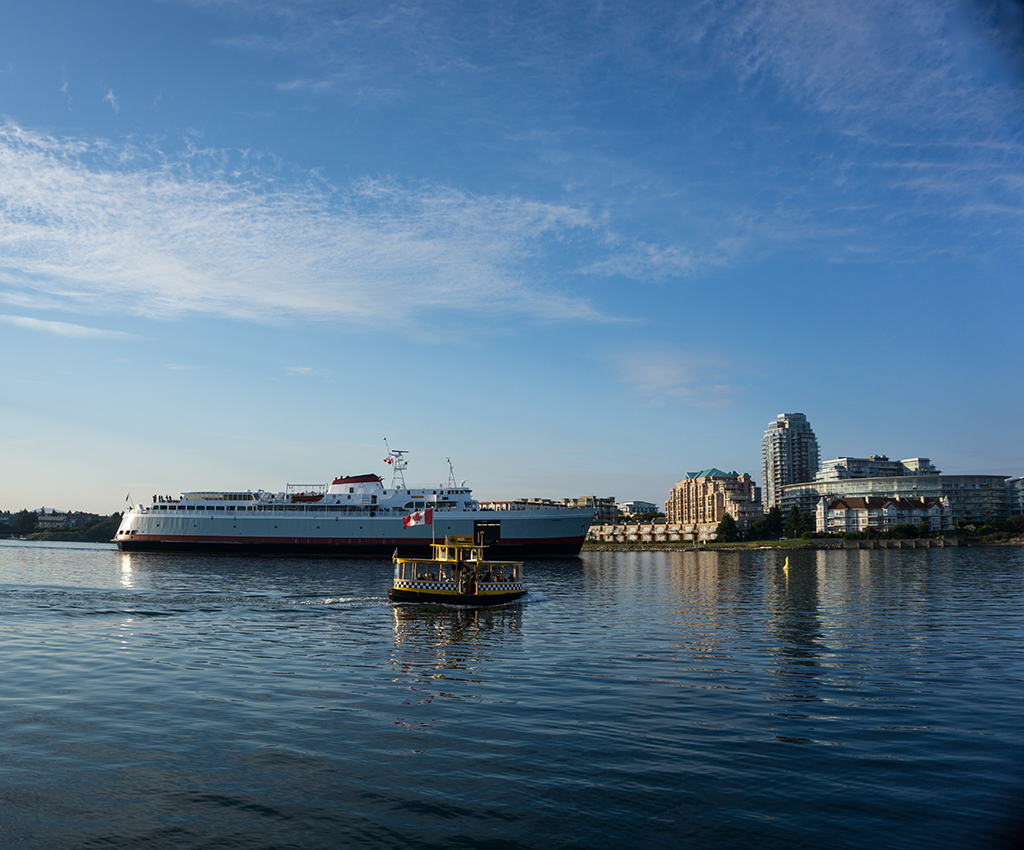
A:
[83,513,122,542]
[765,506,784,537]
[784,506,802,538]
[13,510,37,536]
[715,513,739,543]
[889,523,918,538]
[797,510,815,537]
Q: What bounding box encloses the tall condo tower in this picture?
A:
[762,413,820,509]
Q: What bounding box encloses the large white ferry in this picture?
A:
[114,449,593,558]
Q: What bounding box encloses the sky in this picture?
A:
[0,0,1022,514]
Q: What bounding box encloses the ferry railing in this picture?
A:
[395,560,521,584]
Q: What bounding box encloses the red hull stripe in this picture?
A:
[124,534,584,545]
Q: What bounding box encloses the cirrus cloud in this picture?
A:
[0,123,661,331]
[0,313,134,340]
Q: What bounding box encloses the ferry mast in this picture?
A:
[383,438,409,489]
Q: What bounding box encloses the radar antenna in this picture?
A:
[383,437,409,489]
[446,457,467,488]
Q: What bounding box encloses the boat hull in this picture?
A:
[115,537,583,557]
[388,586,526,606]
[115,509,591,558]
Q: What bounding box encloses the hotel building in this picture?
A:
[666,468,763,532]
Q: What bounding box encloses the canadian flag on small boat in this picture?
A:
[403,508,433,527]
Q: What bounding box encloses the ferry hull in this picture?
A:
[388,587,526,606]
[117,499,593,557]
[115,536,584,558]
[114,508,593,558]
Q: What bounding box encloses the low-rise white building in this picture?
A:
[587,521,719,543]
[815,496,953,534]
[784,474,1011,524]
[617,500,659,517]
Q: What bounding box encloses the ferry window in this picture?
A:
[216,506,224,511]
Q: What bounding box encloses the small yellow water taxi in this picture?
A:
[389,535,526,606]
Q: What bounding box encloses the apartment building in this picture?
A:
[816,496,954,534]
[666,468,763,531]
[783,474,1011,524]
[762,413,820,508]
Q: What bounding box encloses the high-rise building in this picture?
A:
[762,413,820,509]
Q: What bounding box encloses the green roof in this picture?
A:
[684,468,738,480]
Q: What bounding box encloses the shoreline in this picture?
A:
[582,537,1024,552]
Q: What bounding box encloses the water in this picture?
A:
[0,540,1021,849]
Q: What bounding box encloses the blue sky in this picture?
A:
[1,0,1021,514]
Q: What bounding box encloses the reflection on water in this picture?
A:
[0,540,1021,850]
[391,602,524,651]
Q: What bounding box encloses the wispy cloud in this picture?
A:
[614,348,743,410]
[690,0,1024,211]
[0,314,134,340]
[200,0,1023,244]
[286,366,313,375]
[103,88,120,113]
[0,123,664,330]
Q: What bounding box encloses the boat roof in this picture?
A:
[331,474,383,485]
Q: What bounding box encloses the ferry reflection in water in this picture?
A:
[391,603,524,661]
[389,604,525,729]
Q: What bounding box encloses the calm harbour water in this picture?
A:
[0,541,1021,850]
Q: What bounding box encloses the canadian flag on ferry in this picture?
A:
[403,508,433,527]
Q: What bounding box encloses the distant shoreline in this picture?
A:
[582,537,1024,552]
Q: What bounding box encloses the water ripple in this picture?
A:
[0,541,1021,849]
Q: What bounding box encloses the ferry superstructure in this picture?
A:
[114,449,593,557]
[389,535,526,605]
